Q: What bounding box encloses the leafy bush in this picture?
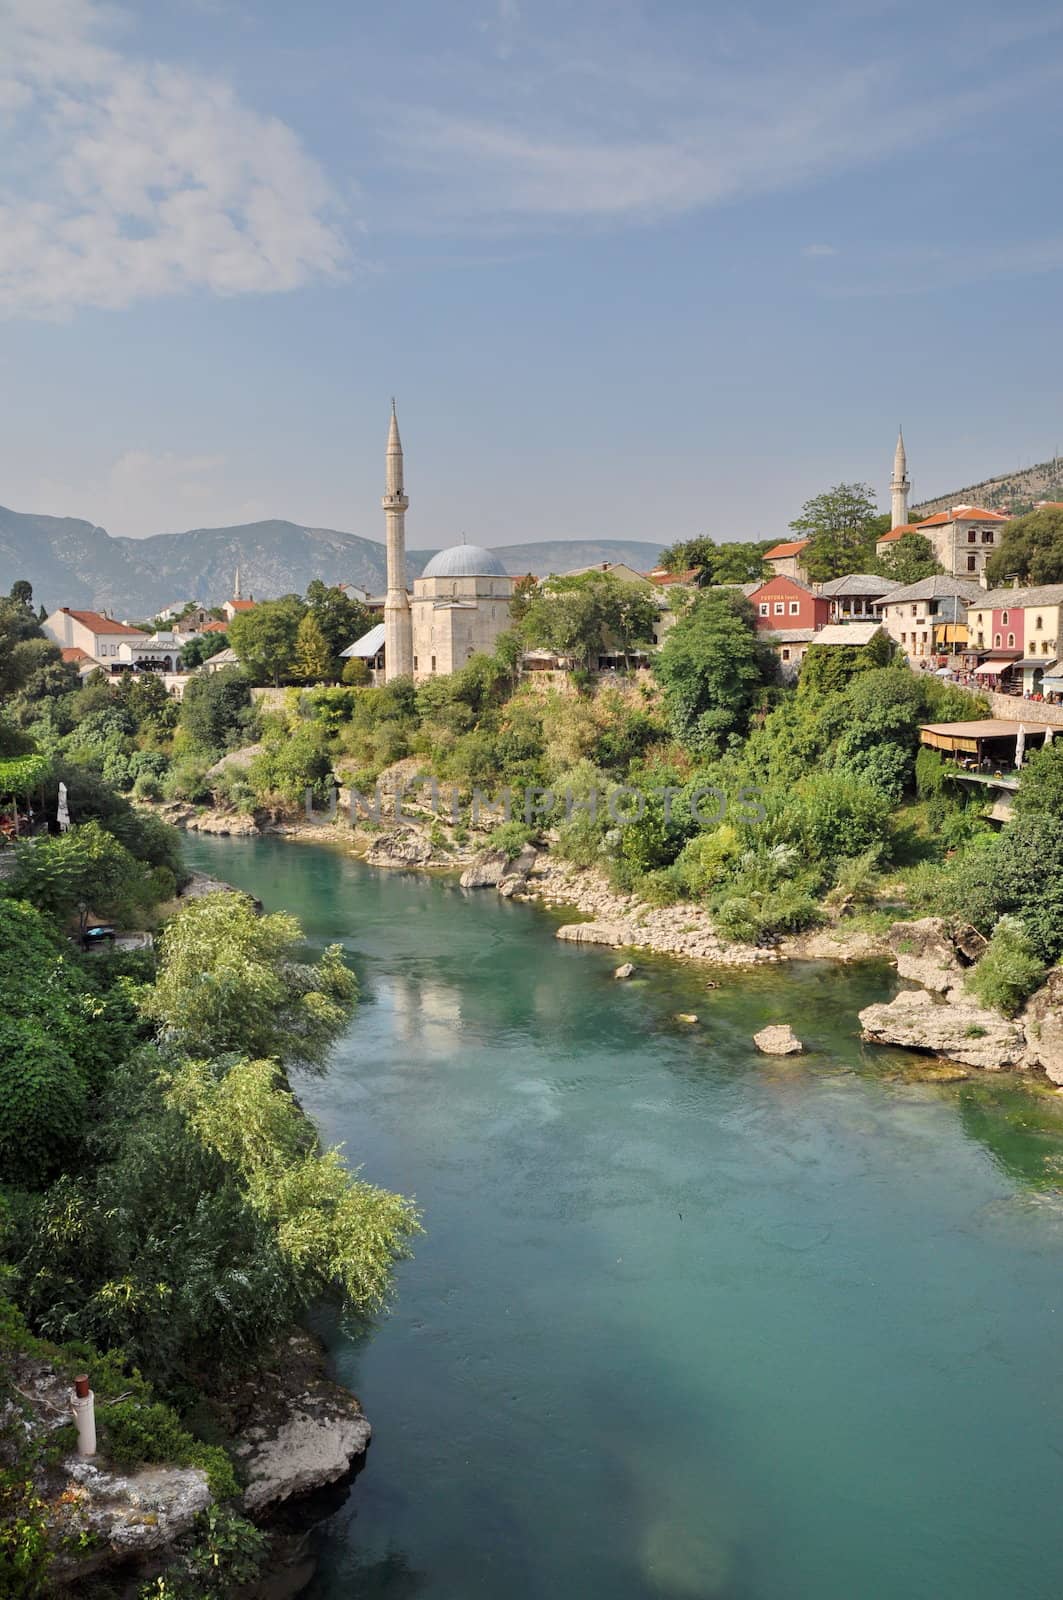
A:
[0,1020,85,1189]
[101,1401,237,1498]
[964,916,1047,1017]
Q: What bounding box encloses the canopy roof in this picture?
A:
[340,623,386,659]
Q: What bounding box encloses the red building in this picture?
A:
[748,576,829,633]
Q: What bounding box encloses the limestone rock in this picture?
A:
[459,849,509,889]
[886,918,965,995]
[753,1024,804,1055]
[555,921,633,947]
[365,829,436,868]
[859,988,1027,1070]
[614,962,636,979]
[497,873,526,898]
[52,1460,211,1576]
[233,1332,371,1514]
[675,1013,698,1025]
[1021,969,1063,1085]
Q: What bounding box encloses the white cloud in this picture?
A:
[802,243,838,259]
[29,449,269,536]
[0,0,348,317]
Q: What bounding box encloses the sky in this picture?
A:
[2,0,1063,550]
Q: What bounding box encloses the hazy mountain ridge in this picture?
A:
[913,456,1063,518]
[0,505,665,619]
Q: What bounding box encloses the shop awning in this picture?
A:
[937,624,968,643]
[1017,658,1048,671]
[1044,677,1063,693]
[973,661,1011,676]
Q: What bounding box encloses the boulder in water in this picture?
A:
[753,1024,804,1055]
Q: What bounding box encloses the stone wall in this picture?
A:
[982,689,1063,726]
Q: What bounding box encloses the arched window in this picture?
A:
[1002,610,1009,625]
[994,633,1002,647]
[1007,633,1015,648]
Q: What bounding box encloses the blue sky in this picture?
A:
[2,0,1063,548]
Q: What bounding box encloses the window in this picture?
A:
[789,601,800,616]
[774,601,785,615]
[994,633,1002,648]
[900,632,907,644]
[1007,633,1015,648]
[1002,611,1009,624]
[967,530,977,543]
[781,648,791,662]
[413,656,418,670]
[967,556,977,572]
[911,605,918,617]
[431,655,436,671]
[1036,614,1044,629]
[982,531,994,544]
[759,602,770,617]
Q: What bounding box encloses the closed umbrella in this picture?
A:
[57,781,70,832]
[1015,724,1026,769]
[1045,726,1055,747]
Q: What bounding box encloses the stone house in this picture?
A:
[876,505,1010,579]
[874,576,983,659]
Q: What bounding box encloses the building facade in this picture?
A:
[877,505,1010,578]
[875,576,983,658]
[43,607,147,666]
[763,539,811,582]
[411,546,515,678]
[748,575,829,633]
[818,573,899,621]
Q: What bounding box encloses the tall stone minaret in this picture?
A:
[890,426,911,529]
[382,400,413,681]
[233,565,242,600]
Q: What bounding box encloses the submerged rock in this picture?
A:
[753,1024,804,1056]
[614,962,636,980]
[858,988,1026,1070]
[555,920,632,947]
[459,848,510,889]
[365,829,437,868]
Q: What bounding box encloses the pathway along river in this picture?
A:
[184,835,1063,1600]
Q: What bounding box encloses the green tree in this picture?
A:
[1015,739,1063,819]
[304,580,373,666]
[228,597,305,686]
[293,612,333,682]
[179,667,254,755]
[653,588,772,754]
[790,483,883,580]
[985,507,1063,586]
[179,631,228,670]
[964,915,1046,1017]
[8,820,149,937]
[520,572,658,668]
[143,891,357,1071]
[9,579,33,610]
[799,629,897,694]
[875,533,944,585]
[658,536,773,586]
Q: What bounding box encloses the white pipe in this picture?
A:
[72,1375,96,1458]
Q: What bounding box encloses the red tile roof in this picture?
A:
[877,524,921,543]
[200,620,229,632]
[61,646,94,663]
[226,599,255,612]
[765,539,810,559]
[59,608,146,636]
[647,567,698,586]
[915,507,1009,527]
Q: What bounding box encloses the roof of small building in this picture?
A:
[750,573,816,595]
[647,567,699,586]
[921,719,1042,739]
[971,583,1063,608]
[764,538,810,559]
[763,628,817,643]
[421,543,507,578]
[877,575,985,605]
[809,622,884,647]
[200,620,229,632]
[226,598,256,612]
[915,506,1010,527]
[60,646,94,663]
[818,573,900,597]
[56,608,146,636]
[877,524,921,544]
[340,623,386,659]
[202,646,240,666]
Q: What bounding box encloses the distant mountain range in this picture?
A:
[913,456,1063,519]
[0,505,666,621]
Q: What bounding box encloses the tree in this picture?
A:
[790,483,882,580]
[8,819,148,937]
[653,588,773,754]
[9,579,33,609]
[293,612,333,682]
[179,667,254,755]
[508,574,539,622]
[180,631,228,670]
[658,536,773,586]
[303,580,373,667]
[985,507,1063,586]
[228,597,305,685]
[875,533,944,585]
[799,629,897,694]
[520,572,658,668]
[1015,740,1063,819]
[144,891,357,1071]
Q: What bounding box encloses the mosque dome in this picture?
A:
[421,542,507,579]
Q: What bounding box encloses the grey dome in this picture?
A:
[421,542,507,579]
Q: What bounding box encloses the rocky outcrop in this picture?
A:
[52,1460,212,1579]
[614,962,636,979]
[231,1332,371,1514]
[162,803,259,836]
[885,917,966,994]
[753,1024,804,1055]
[1021,969,1063,1085]
[364,828,440,869]
[555,920,634,947]
[459,849,509,889]
[858,988,1027,1070]
[179,869,262,912]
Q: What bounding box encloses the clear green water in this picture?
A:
[184,836,1063,1600]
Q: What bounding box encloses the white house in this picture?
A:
[44,607,148,667]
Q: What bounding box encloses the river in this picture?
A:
[184,834,1063,1600]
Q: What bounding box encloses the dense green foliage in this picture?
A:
[964,916,1046,1017]
[875,532,944,584]
[985,507,1063,586]
[653,588,774,754]
[657,536,774,586]
[520,571,658,667]
[788,482,890,580]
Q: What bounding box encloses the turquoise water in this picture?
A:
[184,836,1063,1600]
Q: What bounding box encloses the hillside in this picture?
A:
[0,504,664,619]
[913,456,1063,519]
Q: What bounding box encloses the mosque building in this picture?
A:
[343,403,517,683]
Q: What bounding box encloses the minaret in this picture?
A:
[382,400,413,681]
[233,565,241,601]
[890,426,910,529]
